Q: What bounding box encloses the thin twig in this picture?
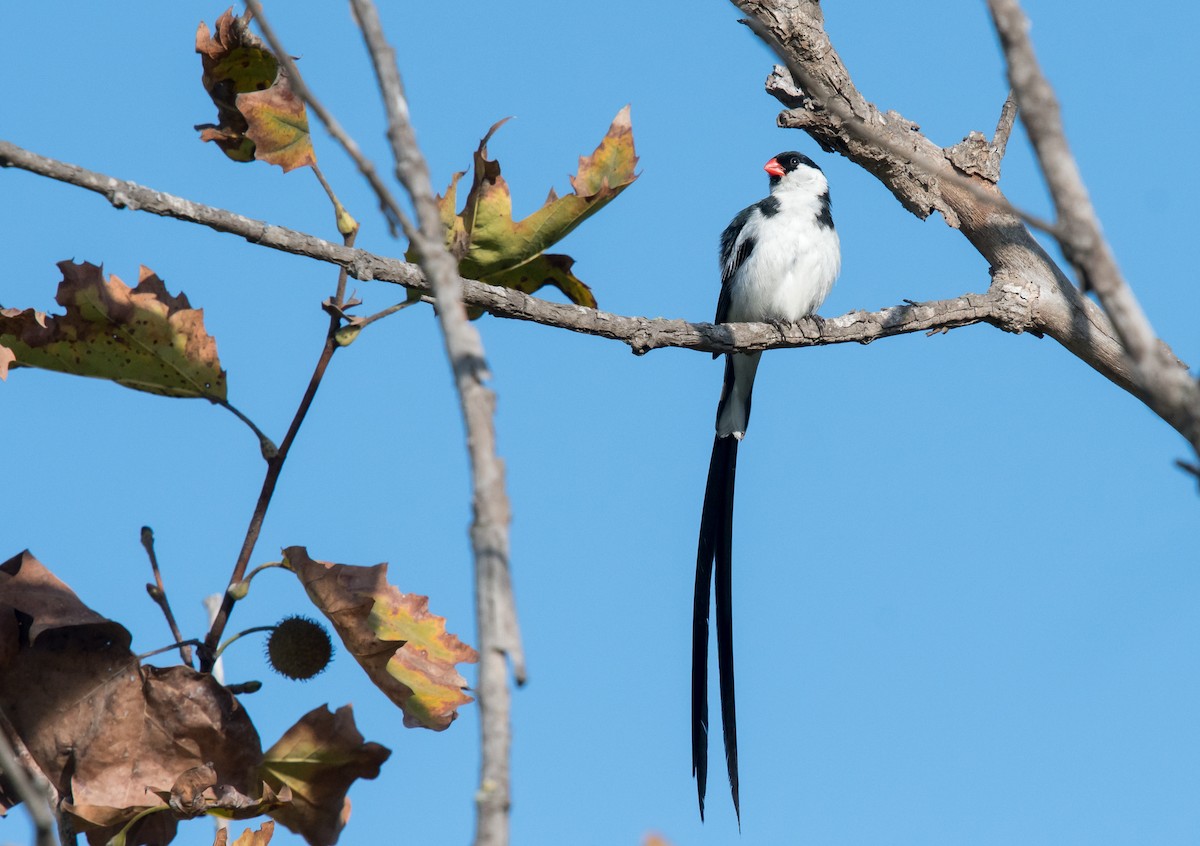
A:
[242,0,412,237]
[202,594,227,684]
[140,526,194,667]
[349,3,522,844]
[136,639,203,662]
[353,296,427,329]
[199,306,342,672]
[199,226,359,671]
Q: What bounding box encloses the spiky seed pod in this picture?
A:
[265,615,333,680]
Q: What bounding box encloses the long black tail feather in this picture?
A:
[692,433,740,822]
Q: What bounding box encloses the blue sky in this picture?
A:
[3,2,1199,845]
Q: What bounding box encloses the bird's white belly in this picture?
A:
[728,226,840,323]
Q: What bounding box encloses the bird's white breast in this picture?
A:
[726,197,840,324]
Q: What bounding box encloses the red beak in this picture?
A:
[764,157,785,177]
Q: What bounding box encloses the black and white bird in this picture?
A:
[692,151,840,821]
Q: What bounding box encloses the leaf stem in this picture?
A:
[215,625,277,659]
[213,397,278,458]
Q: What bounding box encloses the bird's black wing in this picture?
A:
[715,206,757,357]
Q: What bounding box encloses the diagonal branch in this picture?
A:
[730,0,1199,461]
[986,0,1200,453]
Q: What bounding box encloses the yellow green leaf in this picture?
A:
[466,106,637,278]
[282,547,478,731]
[0,261,227,399]
[417,106,638,312]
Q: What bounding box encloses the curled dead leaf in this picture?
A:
[149,774,291,821]
[195,8,316,171]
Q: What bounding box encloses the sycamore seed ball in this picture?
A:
[266,615,333,680]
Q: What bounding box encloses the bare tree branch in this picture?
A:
[731,0,1199,460]
[346,3,523,845]
[0,138,1031,348]
[986,0,1200,452]
[0,135,1192,445]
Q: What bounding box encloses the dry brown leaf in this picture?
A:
[0,551,263,844]
[0,550,131,651]
[282,547,478,731]
[260,705,390,846]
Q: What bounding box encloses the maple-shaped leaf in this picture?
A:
[0,261,226,399]
[195,8,316,172]
[259,705,390,846]
[281,547,479,731]
[416,106,638,311]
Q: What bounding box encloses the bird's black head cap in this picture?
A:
[766,151,821,186]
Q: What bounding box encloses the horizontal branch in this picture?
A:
[0,138,1022,355]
